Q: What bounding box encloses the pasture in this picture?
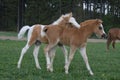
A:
[0,40,120,80]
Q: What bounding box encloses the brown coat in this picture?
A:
[45,19,104,48]
[107,28,120,50]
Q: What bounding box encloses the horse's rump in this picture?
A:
[108,28,120,40]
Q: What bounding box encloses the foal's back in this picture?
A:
[108,28,120,40]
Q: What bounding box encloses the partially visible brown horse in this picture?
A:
[107,28,120,50]
[42,19,106,75]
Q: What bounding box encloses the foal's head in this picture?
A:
[80,19,106,38]
[93,19,106,38]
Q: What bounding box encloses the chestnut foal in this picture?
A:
[17,13,80,70]
[42,19,106,75]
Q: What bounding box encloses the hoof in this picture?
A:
[90,71,94,76]
[36,66,41,69]
[50,68,53,72]
[64,65,69,74]
[47,68,53,72]
[47,66,53,72]
[65,71,69,74]
[46,64,53,72]
[17,65,20,69]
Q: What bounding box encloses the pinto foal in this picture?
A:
[107,28,120,50]
[42,19,106,75]
[17,13,80,70]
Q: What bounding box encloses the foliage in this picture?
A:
[0,0,18,31]
[102,14,120,33]
[0,40,120,80]
[102,14,114,33]
[0,0,120,31]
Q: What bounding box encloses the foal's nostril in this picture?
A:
[101,34,107,38]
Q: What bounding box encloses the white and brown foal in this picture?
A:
[42,19,106,75]
[17,13,80,71]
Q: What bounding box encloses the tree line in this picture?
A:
[0,0,120,32]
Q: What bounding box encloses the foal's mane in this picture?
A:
[52,13,72,25]
[52,15,64,25]
[80,19,103,28]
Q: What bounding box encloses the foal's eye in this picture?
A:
[99,26,102,30]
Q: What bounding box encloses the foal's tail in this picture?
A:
[18,25,30,39]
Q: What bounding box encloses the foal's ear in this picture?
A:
[96,19,103,24]
[63,12,73,21]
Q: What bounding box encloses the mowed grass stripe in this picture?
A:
[0,40,120,80]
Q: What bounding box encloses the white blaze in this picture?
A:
[100,24,106,34]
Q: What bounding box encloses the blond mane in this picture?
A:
[52,13,72,25]
[52,15,64,25]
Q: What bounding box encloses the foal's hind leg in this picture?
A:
[112,40,116,49]
[17,44,30,68]
[48,47,57,72]
[33,44,41,69]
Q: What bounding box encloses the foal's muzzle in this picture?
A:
[101,33,107,39]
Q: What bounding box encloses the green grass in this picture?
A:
[0,31,17,36]
[0,40,120,80]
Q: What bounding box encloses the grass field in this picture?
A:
[0,31,17,36]
[0,40,120,80]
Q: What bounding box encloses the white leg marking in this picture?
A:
[33,45,41,69]
[17,44,29,68]
[79,47,94,75]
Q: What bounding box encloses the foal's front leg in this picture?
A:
[79,47,94,75]
[59,45,68,66]
[64,46,77,74]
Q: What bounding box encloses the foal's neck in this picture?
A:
[81,25,94,38]
[57,20,68,29]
